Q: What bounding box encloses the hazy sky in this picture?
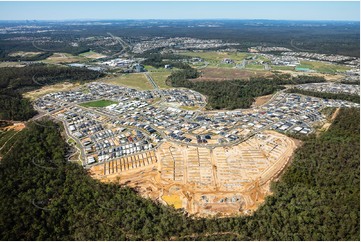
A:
[0,1,359,21]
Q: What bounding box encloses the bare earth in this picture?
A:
[2,122,26,131]
[275,70,344,82]
[89,130,299,217]
[317,107,341,135]
[23,82,80,101]
[252,94,274,107]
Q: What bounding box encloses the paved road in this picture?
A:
[144,72,159,90]
[107,32,131,57]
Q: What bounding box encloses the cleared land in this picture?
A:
[274,69,345,82]
[41,52,84,64]
[194,67,273,81]
[180,51,253,62]
[102,73,153,90]
[252,94,274,107]
[23,82,80,101]
[270,65,295,71]
[147,72,172,89]
[79,51,107,59]
[246,64,265,70]
[297,61,351,74]
[79,100,118,108]
[89,131,298,217]
[0,62,26,68]
[180,51,271,68]
[8,51,43,57]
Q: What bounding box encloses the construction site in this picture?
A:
[89,130,299,217]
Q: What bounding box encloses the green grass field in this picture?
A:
[79,100,118,108]
[179,51,253,62]
[78,51,107,59]
[179,51,271,69]
[148,72,172,89]
[297,61,351,74]
[41,52,85,64]
[270,65,296,71]
[103,73,153,90]
[246,64,265,70]
[180,105,201,111]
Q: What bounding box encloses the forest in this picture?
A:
[0,65,103,121]
[138,52,193,69]
[166,68,326,109]
[0,108,359,240]
[1,20,359,57]
[288,88,360,103]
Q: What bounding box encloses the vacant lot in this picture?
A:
[41,52,84,64]
[148,72,172,89]
[252,94,274,107]
[23,82,80,101]
[180,51,252,62]
[246,64,265,70]
[8,51,43,57]
[79,100,118,108]
[103,73,153,90]
[270,65,295,71]
[0,62,26,68]
[194,67,273,81]
[79,51,107,59]
[297,61,351,74]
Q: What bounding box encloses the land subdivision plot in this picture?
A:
[89,130,298,217]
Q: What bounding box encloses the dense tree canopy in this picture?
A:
[166,68,326,109]
[288,88,360,103]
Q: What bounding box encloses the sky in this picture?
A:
[0,1,359,21]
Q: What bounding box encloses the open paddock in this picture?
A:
[194,67,273,81]
[102,73,153,90]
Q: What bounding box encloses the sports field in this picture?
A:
[79,100,118,108]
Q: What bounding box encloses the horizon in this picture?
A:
[0,1,359,21]
[0,18,360,22]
